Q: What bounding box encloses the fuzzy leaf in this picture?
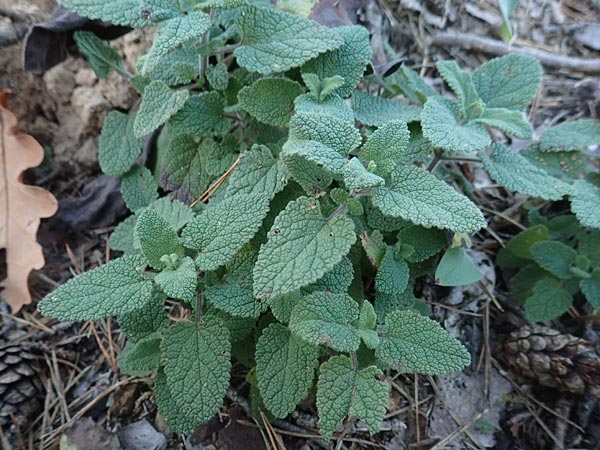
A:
[98,111,143,177]
[372,165,486,233]
[294,94,354,121]
[205,271,265,318]
[421,96,490,153]
[540,119,600,151]
[530,241,577,279]
[360,120,410,176]
[376,311,471,374]
[476,108,532,139]
[580,269,600,309]
[141,43,198,86]
[524,278,572,322]
[253,197,356,299]
[289,112,361,154]
[150,197,195,232]
[206,62,230,91]
[234,5,343,74]
[256,323,319,417]
[435,247,482,286]
[161,135,209,203]
[226,145,289,198]
[182,193,270,271]
[282,139,347,175]
[480,143,569,201]
[317,355,388,440]
[155,256,197,301]
[238,78,303,127]
[289,291,361,352]
[117,292,168,343]
[301,26,372,98]
[435,60,479,113]
[343,158,384,191]
[134,81,189,138]
[472,54,542,110]
[160,319,231,433]
[141,11,211,75]
[506,225,549,259]
[376,247,409,294]
[168,93,230,137]
[58,0,149,27]
[118,335,161,376]
[74,31,126,79]
[307,257,354,294]
[397,225,447,263]
[570,180,600,229]
[136,208,184,270]
[122,166,159,212]
[352,91,421,126]
[38,256,154,321]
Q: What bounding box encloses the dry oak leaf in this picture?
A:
[0,91,58,312]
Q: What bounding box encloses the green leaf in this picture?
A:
[372,165,486,233]
[343,158,384,192]
[140,43,198,87]
[191,0,247,8]
[118,335,162,376]
[140,11,211,75]
[135,208,184,270]
[160,319,231,433]
[289,112,361,154]
[117,292,168,343]
[317,355,388,440]
[294,94,354,121]
[226,145,290,198]
[472,54,542,110]
[161,135,209,203]
[234,5,343,74]
[435,247,482,286]
[122,166,160,212]
[39,256,154,321]
[267,291,302,324]
[580,269,600,309]
[498,0,519,41]
[253,197,356,299]
[397,225,447,263]
[99,111,143,177]
[540,119,600,151]
[352,91,421,126]
[506,225,549,259]
[570,180,600,229]
[149,196,195,232]
[256,323,319,418]
[360,121,410,177]
[521,146,587,179]
[524,278,572,322]
[110,215,139,255]
[58,0,149,27]
[508,263,548,301]
[238,77,303,127]
[306,257,354,294]
[206,62,230,91]
[376,310,471,374]
[289,291,361,352]
[421,96,490,153]
[73,31,126,79]
[281,150,333,194]
[282,139,347,175]
[376,247,409,294]
[134,81,189,138]
[374,287,416,319]
[182,193,270,271]
[480,143,569,201]
[206,271,266,318]
[301,73,344,103]
[435,60,479,114]
[530,241,577,279]
[301,26,372,98]
[168,93,230,137]
[155,256,197,301]
[474,107,532,139]
[578,230,600,266]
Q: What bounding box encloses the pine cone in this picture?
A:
[0,341,45,428]
[502,325,600,396]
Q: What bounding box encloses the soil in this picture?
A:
[1,0,599,449]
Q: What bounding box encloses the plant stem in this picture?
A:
[327,203,348,221]
[195,292,203,328]
[350,352,359,371]
[441,156,483,163]
[426,149,444,172]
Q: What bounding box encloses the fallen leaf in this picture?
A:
[0,90,58,312]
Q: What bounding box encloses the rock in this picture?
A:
[117,419,167,450]
[61,418,121,450]
[75,68,98,86]
[43,64,76,103]
[96,71,138,109]
[71,86,112,131]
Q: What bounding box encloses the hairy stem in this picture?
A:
[426,149,444,172]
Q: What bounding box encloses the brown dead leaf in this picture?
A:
[0,90,58,312]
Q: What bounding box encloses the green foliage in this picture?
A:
[503,215,600,321]
[44,3,591,439]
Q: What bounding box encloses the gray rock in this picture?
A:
[118,420,167,450]
[575,24,600,51]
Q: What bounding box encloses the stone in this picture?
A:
[118,419,167,450]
